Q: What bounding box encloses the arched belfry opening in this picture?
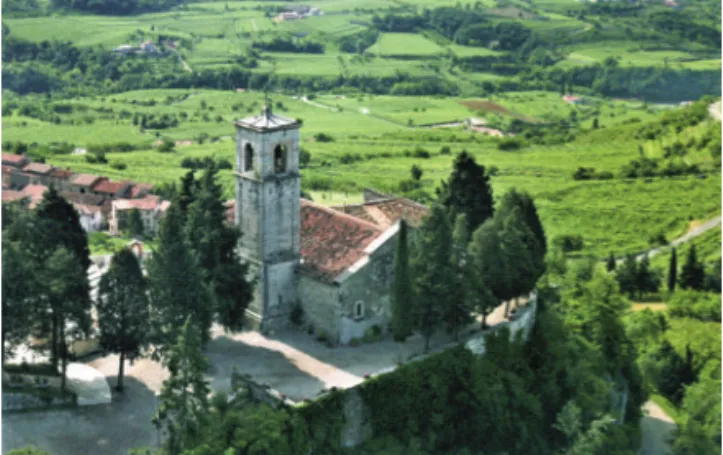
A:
[274,144,287,173]
[244,143,254,171]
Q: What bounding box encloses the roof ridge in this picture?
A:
[300,198,383,232]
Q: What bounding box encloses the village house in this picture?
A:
[130,183,154,198]
[70,174,106,195]
[21,163,54,186]
[2,152,29,169]
[92,179,134,200]
[47,168,73,192]
[109,195,170,236]
[21,184,49,209]
[74,203,104,232]
[2,189,29,206]
[2,166,16,187]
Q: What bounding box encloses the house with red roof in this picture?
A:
[70,174,107,195]
[92,179,133,200]
[48,168,74,192]
[21,184,49,209]
[130,183,153,199]
[109,195,170,236]
[2,189,29,206]
[2,153,29,169]
[22,162,55,186]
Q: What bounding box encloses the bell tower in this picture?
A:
[234,102,301,332]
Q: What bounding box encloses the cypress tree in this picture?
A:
[497,188,547,258]
[667,248,677,292]
[128,208,144,239]
[606,252,616,272]
[436,151,494,234]
[615,254,638,299]
[391,220,414,342]
[444,214,473,340]
[147,199,213,359]
[411,205,454,352]
[679,245,705,290]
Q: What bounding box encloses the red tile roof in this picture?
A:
[22,162,54,175]
[2,165,16,175]
[2,153,27,166]
[332,197,429,229]
[72,174,105,188]
[93,179,130,194]
[300,199,383,283]
[2,189,28,203]
[113,195,162,211]
[130,183,153,198]
[62,191,105,207]
[22,184,49,208]
[50,168,73,179]
[73,203,102,215]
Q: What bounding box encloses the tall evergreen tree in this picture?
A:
[445,214,473,340]
[97,248,150,391]
[147,199,213,359]
[411,205,454,352]
[606,251,616,272]
[184,164,253,332]
[154,317,210,455]
[636,254,660,299]
[497,188,547,257]
[679,245,705,290]
[468,219,510,324]
[436,151,494,234]
[391,220,414,342]
[499,207,540,315]
[2,238,37,365]
[43,248,92,389]
[178,170,197,220]
[34,186,91,271]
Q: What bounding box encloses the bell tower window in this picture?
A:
[274,144,287,173]
[244,143,255,171]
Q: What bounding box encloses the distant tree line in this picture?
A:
[251,37,324,54]
[50,0,188,15]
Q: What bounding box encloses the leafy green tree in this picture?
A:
[184,164,253,332]
[606,251,616,272]
[615,254,638,299]
[128,208,144,239]
[680,245,705,290]
[97,248,150,391]
[643,340,696,404]
[154,317,210,455]
[673,374,721,455]
[668,247,677,292]
[391,219,414,342]
[411,205,454,352]
[499,207,542,315]
[44,247,92,390]
[147,200,212,359]
[436,150,494,234]
[1,238,37,365]
[410,164,423,181]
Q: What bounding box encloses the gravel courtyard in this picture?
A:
[3,302,512,455]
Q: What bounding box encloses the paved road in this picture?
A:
[639,400,675,455]
[613,216,721,265]
[709,101,721,121]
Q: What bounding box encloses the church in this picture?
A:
[230,104,428,345]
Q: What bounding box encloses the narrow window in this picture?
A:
[354,301,364,320]
[274,144,287,173]
[244,143,254,172]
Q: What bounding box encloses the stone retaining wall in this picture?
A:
[2,391,76,412]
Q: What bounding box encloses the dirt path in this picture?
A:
[639,401,676,455]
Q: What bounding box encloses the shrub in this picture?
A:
[412,147,430,159]
[314,132,334,143]
[488,165,499,176]
[362,324,383,343]
[158,139,175,153]
[497,137,523,151]
[316,330,329,344]
[440,145,451,155]
[667,290,721,322]
[290,303,304,326]
[110,161,127,170]
[553,234,584,253]
[349,337,362,347]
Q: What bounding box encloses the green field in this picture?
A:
[366,33,445,57]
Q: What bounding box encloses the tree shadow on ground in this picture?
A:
[204,334,326,402]
[3,376,158,455]
[640,414,676,455]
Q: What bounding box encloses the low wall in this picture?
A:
[2,390,76,412]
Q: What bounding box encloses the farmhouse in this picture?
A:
[109,195,170,236]
[2,152,29,169]
[231,104,427,344]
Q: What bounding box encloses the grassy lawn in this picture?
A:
[650,393,681,423]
